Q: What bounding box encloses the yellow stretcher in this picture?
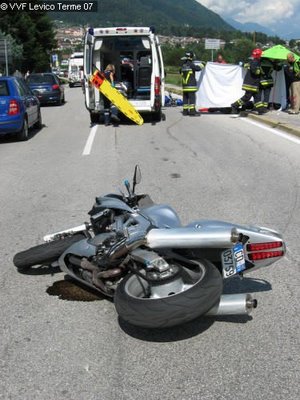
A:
[90,70,144,126]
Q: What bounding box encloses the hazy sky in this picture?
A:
[197,0,300,32]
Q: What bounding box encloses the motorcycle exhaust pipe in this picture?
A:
[205,294,258,316]
[146,227,239,249]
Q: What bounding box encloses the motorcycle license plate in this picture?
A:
[222,243,246,278]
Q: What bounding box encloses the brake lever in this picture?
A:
[124,179,132,198]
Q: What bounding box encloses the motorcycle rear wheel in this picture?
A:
[13,234,86,271]
[115,259,222,328]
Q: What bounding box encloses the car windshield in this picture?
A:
[27,74,55,84]
[0,80,9,96]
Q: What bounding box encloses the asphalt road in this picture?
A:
[0,86,299,400]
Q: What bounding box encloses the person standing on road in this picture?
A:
[231,48,264,114]
[103,64,120,126]
[259,58,282,113]
[286,53,300,114]
[179,51,204,116]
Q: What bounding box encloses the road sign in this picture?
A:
[205,39,221,50]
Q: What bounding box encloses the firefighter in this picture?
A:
[231,48,264,114]
[180,51,204,116]
[260,58,282,113]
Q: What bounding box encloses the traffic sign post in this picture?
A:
[205,39,221,62]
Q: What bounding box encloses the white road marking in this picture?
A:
[241,118,300,145]
[82,125,98,155]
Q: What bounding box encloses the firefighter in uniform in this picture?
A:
[231,48,264,114]
[259,58,281,113]
[180,51,204,116]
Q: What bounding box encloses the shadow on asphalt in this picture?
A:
[19,264,270,341]
[0,124,45,143]
[89,111,166,129]
[17,263,61,275]
[118,312,252,342]
[223,276,272,294]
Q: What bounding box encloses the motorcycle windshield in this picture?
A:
[93,196,133,213]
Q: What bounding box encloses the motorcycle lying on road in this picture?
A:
[13,166,286,328]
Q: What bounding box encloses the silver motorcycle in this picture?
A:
[14,166,286,328]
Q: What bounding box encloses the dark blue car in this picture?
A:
[0,76,42,141]
[26,73,65,106]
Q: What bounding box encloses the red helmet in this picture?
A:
[252,48,262,59]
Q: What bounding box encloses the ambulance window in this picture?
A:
[94,39,103,51]
[84,46,91,73]
[141,38,150,49]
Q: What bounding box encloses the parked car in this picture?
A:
[51,67,60,76]
[0,76,42,141]
[26,73,65,106]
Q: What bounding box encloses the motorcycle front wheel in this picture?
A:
[114,259,222,328]
[13,234,86,271]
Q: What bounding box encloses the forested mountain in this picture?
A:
[224,18,275,37]
[50,0,234,33]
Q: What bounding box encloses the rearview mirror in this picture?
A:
[132,165,141,193]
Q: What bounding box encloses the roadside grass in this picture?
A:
[165,65,181,87]
[166,72,181,87]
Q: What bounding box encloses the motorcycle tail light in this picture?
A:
[248,250,284,261]
[246,241,283,251]
[247,241,284,261]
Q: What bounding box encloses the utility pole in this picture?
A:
[5,39,9,75]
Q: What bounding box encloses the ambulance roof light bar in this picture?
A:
[88,27,154,36]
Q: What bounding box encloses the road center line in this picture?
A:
[82,125,98,155]
[241,118,300,145]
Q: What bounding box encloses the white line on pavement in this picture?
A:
[241,118,300,145]
[82,125,98,155]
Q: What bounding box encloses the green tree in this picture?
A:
[233,38,255,63]
[0,0,56,73]
[162,44,184,67]
[162,37,258,70]
[0,31,23,74]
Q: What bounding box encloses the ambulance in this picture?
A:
[83,27,165,123]
[68,52,84,87]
